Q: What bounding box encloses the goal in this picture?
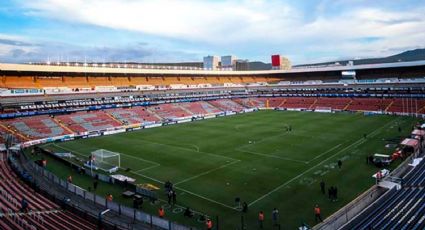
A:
[91,149,120,173]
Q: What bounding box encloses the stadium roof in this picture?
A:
[1,60,425,76]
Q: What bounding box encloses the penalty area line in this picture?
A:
[236,148,308,164]
[308,143,343,163]
[248,118,398,207]
[138,138,239,162]
[131,171,237,211]
[174,160,241,186]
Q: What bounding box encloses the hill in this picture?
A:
[295,48,425,67]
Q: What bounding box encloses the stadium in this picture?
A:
[1,58,425,230]
[1,1,425,230]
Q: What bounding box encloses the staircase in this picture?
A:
[248,100,256,108]
[308,99,318,110]
[277,99,287,108]
[147,108,164,120]
[343,100,353,110]
[52,117,74,134]
[0,123,30,141]
[416,105,425,114]
[232,99,248,108]
[105,112,125,125]
[205,101,224,112]
[177,105,194,115]
[384,100,394,113]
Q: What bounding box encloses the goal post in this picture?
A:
[91,149,120,173]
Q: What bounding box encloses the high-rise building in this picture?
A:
[235,60,250,71]
[221,55,237,70]
[271,55,291,70]
[203,56,220,70]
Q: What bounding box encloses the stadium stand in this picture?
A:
[345,159,425,230]
[63,76,90,88]
[0,156,95,230]
[386,98,425,114]
[108,107,160,125]
[178,101,223,115]
[313,97,352,110]
[208,99,246,112]
[149,103,193,120]
[233,98,267,108]
[2,97,425,141]
[55,111,122,133]
[0,75,281,89]
[346,98,391,112]
[0,76,37,89]
[2,116,72,140]
[276,97,316,109]
[2,61,425,229]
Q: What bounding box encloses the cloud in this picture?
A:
[18,0,298,43]
[0,33,199,63]
[5,0,425,63]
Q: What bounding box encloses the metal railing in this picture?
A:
[9,155,195,230]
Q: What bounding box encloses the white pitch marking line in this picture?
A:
[174,160,241,186]
[236,148,308,164]
[249,118,399,206]
[138,138,239,161]
[308,143,343,163]
[173,186,237,210]
[133,164,161,173]
[49,143,238,210]
[131,171,237,210]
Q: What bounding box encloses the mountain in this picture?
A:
[295,48,425,67]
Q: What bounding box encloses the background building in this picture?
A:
[203,56,220,70]
[235,59,250,71]
[271,55,291,70]
[221,55,237,70]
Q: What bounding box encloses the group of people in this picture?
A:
[255,208,279,229]
[167,189,177,205]
[164,180,177,205]
[321,181,339,202]
[328,186,338,202]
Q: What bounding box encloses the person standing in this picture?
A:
[314,205,323,223]
[376,170,383,184]
[334,187,338,201]
[320,180,325,195]
[172,190,177,205]
[158,207,165,218]
[167,190,173,205]
[337,160,342,169]
[242,202,248,213]
[272,208,279,226]
[258,211,265,229]
[67,175,72,183]
[93,179,98,191]
[206,219,213,230]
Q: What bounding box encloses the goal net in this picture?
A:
[91,149,120,173]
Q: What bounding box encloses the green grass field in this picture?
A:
[35,110,418,229]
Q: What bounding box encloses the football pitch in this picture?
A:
[38,110,418,229]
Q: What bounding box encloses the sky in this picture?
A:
[0,0,424,64]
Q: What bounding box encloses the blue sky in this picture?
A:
[0,0,424,64]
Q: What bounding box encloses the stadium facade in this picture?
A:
[1,60,425,229]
